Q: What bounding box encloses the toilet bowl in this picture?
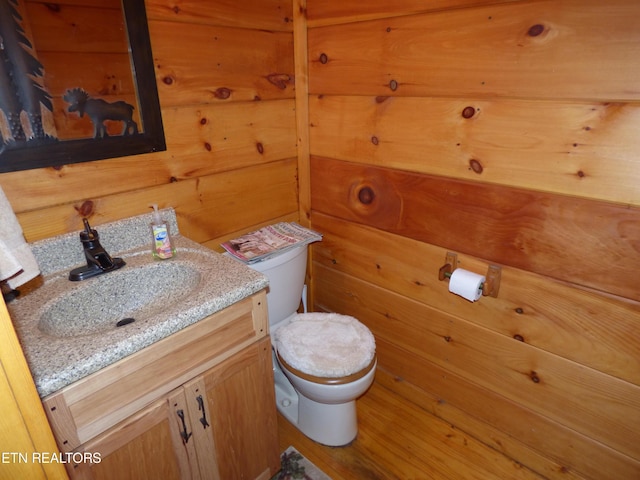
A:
[241,243,377,446]
[274,312,376,445]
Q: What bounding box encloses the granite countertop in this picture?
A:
[7,209,268,398]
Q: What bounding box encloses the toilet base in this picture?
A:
[298,395,357,446]
[272,353,359,447]
[274,361,299,425]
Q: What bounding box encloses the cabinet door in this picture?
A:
[184,336,280,480]
[70,392,198,480]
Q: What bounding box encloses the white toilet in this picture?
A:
[246,244,376,446]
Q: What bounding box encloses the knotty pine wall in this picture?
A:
[303,1,640,479]
[2,1,640,479]
[0,0,297,249]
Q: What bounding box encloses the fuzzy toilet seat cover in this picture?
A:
[275,312,376,378]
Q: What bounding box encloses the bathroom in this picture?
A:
[1,0,639,479]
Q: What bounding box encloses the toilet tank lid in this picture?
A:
[275,313,376,378]
[244,243,306,273]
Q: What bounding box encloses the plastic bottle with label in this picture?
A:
[150,204,176,260]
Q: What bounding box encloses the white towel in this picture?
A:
[0,186,39,289]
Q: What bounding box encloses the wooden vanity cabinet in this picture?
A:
[184,337,280,480]
[43,291,280,480]
[72,396,188,480]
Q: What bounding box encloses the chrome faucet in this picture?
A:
[69,219,125,281]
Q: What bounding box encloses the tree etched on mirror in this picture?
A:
[0,0,56,153]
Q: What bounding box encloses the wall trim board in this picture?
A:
[309,95,640,206]
[310,156,640,301]
[312,262,640,463]
[150,20,295,107]
[146,0,294,32]
[308,0,640,101]
[307,0,525,27]
[310,213,640,387]
[17,158,299,244]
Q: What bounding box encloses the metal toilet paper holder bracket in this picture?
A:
[438,252,502,298]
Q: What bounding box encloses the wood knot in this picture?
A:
[371,136,379,145]
[469,158,483,174]
[266,73,292,90]
[357,186,375,205]
[527,24,545,37]
[204,142,212,151]
[529,371,541,383]
[462,106,476,119]
[319,53,328,64]
[256,142,264,154]
[74,200,95,218]
[214,87,231,99]
[389,79,398,91]
[162,76,174,85]
[513,334,524,342]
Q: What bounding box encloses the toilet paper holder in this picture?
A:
[438,252,501,298]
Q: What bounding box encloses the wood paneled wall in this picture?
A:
[0,0,298,250]
[2,1,640,479]
[305,0,640,479]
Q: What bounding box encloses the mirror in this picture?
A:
[0,0,166,173]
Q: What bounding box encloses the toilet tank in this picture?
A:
[246,245,308,326]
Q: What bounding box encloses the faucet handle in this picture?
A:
[69,219,126,281]
[80,218,97,241]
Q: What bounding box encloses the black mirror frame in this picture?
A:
[0,0,166,173]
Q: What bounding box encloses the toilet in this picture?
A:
[245,244,376,446]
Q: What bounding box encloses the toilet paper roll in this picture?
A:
[448,268,485,302]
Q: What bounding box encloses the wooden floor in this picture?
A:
[277,378,544,480]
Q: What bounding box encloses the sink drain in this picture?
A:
[116,318,135,327]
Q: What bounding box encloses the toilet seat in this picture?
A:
[275,312,376,378]
[277,353,376,385]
